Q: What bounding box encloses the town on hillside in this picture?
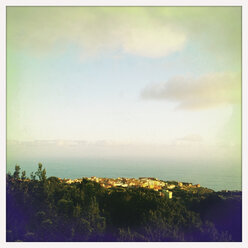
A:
[58,176,202,199]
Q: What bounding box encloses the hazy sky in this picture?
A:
[7,7,241,163]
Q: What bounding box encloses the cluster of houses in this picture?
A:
[61,176,201,200]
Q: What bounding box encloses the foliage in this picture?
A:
[6,165,242,242]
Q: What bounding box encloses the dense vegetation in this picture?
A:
[6,164,242,242]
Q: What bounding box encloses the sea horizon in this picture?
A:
[7,157,241,192]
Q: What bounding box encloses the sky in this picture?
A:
[7,7,241,165]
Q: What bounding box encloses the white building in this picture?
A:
[164,190,173,199]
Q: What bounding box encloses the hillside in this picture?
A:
[6,164,242,242]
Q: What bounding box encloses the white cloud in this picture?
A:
[141,72,241,110]
[7,7,187,58]
[121,24,186,58]
[7,6,241,71]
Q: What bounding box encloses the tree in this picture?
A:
[35,163,46,181]
[13,165,21,180]
[6,164,242,242]
[57,199,74,217]
[30,172,36,181]
[21,171,26,180]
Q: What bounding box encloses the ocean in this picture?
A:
[6,157,242,191]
